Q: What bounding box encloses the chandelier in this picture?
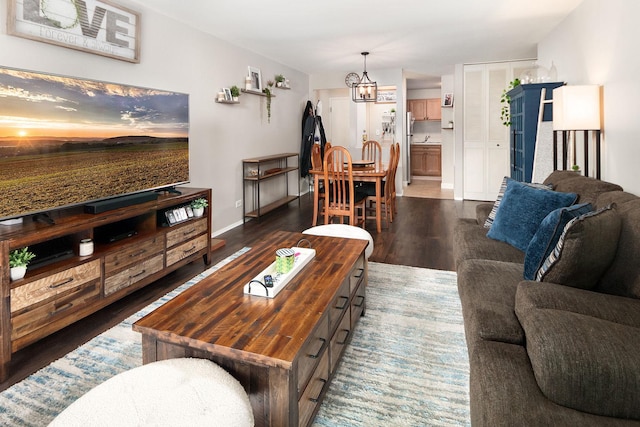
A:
[352,52,377,103]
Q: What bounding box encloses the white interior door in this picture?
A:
[329,97,349,147]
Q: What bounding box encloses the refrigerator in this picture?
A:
[405,112,415,184]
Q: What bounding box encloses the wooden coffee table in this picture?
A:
[133,231,368,427]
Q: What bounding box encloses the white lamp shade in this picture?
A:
[553,85,601,130]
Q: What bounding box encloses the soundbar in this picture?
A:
[84,191,158,214]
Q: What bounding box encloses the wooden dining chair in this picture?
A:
[323,146,366,227]
[361,143,397,227]
[362,140,382,167]
[390,142,400,216]
[311,144,325,225]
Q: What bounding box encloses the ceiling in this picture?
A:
[130,0,584,89]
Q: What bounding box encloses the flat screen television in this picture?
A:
[0,66,189,222]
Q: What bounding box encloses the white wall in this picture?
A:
[538,0,640,194]
[0,0,309,235]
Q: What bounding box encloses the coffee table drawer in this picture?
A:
[349,254,366,294]
[351,280,366,330]
[330,309,351,373]
[297,314,329,394]
[298,350,329,427]
[329,278,350,335]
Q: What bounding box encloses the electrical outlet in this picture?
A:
[235,200,242,208]
[375,129,380,136]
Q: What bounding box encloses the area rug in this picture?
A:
[0,255,469,426]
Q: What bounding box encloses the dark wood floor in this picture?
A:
[0,193,479,392]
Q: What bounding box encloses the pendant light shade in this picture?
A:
[352,52,377,103]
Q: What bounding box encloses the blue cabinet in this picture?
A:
[508,82,564,182]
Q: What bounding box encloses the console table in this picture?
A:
[133,231,368,427]
[0,188,212,381]
[242,153,300,222]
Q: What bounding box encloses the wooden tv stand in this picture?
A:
[0,187,212,381]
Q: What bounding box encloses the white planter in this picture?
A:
[193,207,204,217]
[10,266,27,281]
[233,96,239,102]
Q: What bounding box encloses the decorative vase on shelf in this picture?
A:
[10,266,27,281]
[193,207,204,217]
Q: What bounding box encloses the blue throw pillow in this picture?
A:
[484,176,552,228]
[523,203,592,280]
[487,178,578,251]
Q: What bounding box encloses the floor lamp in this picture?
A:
[552,85,602,179]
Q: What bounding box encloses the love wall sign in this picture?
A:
[8,0,140,63]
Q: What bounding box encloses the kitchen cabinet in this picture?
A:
[408,99,441,121]
[411,144,441,176]
[426,98,442,121]
[408,99,427,120]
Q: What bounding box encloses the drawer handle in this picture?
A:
[183,228,197,236]
[353,295,365,308]
[53,303,73,315]
[183,245,197,254]
[308,337,326,359]
[309,378,328,403]
[353,268,364,279]
[129,269,147,279]
[337,328,351,345]
[129,249,147,258]
[334,296,349,310]
[49,277,74,289]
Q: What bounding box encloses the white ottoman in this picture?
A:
[49,358,254,427]
[303,224,374,259]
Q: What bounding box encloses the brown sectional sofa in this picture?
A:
[454,171,640,426]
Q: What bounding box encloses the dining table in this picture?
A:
[309,162,388,233]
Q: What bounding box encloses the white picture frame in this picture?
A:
[443,93,454,107]
[223,87,232,101]
[248,66,262,92]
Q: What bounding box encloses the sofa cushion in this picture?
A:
[536,205,621,289]
[457,259,524,348]
[523,203,592,280]
[487,179,577,251]
[483,176,552,228]
[453,219,525,267]
[517,307,640,420]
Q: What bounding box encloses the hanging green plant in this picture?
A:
[264,80,274,123]
[500,78,521,127]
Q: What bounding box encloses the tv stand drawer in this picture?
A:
[104,254,164,296]
[10,260,102,313]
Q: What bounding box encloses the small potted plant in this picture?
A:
[274,74,285,88]
[230,85,241,102]
[9,247,36,281]
[191,198,208,217]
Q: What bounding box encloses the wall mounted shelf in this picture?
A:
[241,88,276,97]
[215,99,239,104]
